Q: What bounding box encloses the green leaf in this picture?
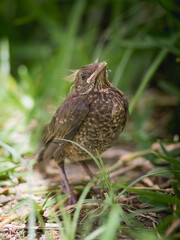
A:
[127,187,180,206]
[159,80,180,99]
[100,206,121,240]
[71,181,93,239]
[152,151,180,165]
[171,181,180,199]
[148,167,174,178]
[84,226,106,240]
[0,140,21,162]
[12,199,29,212]
[157,214,175,232]
[172,163,180,183]
[0,164,20,175]
[115,168,171,200]
[43,194,69,209]
[157,139,170,156]
[129,49,168,114]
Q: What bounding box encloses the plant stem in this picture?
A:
[129,49,168,114]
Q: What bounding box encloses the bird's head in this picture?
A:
[74,62,111,93]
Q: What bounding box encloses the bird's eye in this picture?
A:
[81,73,86,80]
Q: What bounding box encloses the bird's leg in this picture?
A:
[58,162,76,204]
[80,161,94,179]
[79,161,102,197]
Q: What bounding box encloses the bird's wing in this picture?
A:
[44,93,92,145]
[40,93,92,161]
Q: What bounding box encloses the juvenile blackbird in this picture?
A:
[38,62,128,204]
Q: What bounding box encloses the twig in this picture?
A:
[141,177,159,189]
[1,223,60,231]
[0,208,30,229]
[108,149,151,173]
[0,185,62,195]
[107,142,180,176]
[166,219,180,236]
[110,165,137,179]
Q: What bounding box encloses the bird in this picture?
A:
[37,61,128,204]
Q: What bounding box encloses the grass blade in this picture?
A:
[129,49,168,114]
[112,49,133,87]
[127,187,180,205]
[71,182,92,239]
[100,205,121,240]
[115,169,173,201]
[152,151,180,165]
[84,226,106,240]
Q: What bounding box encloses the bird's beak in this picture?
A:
[87,62,107,84]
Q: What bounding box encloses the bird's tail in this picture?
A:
[35,148,44,162]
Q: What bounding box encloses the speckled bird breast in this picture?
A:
[64,88,128,161]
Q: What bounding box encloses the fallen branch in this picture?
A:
[108,149,151,173]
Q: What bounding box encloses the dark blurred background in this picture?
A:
[0,0,180,152]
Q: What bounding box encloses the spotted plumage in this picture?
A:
[38,61,128,204]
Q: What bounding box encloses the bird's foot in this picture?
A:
[61,184,77,205]
[67,194,77,205]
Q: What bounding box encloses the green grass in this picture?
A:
[0,0,180,239]
[0,137,179,239]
